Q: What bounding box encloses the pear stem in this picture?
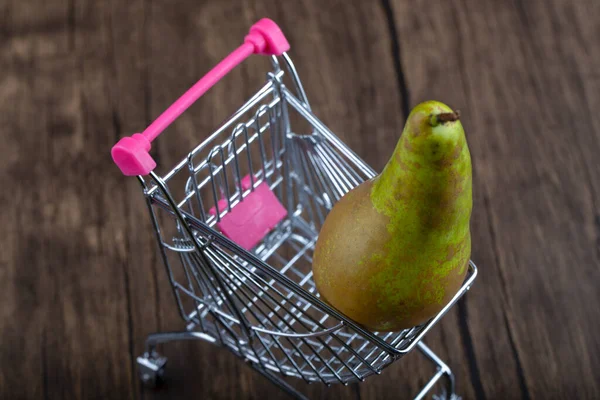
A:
[429,110,461,126]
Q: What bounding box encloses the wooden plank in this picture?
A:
[0,1,147,399]
[99,1,163,400]
[0,59,50,400]
[0,47,136,400]
[493,1,600,398]
[0,0,73,62]
[378,0,600,399]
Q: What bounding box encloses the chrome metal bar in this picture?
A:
[148,77,281,188]
[216,261,344,384]
[321,141,362,185]
[416,342,457,400]
[295,145,325,227]
[229,124,246,196]
[203,245,322,382]
[207,244,351,384]
[254,105,270,179]
[178,251,207,330]
[252,323,344,339]
[254,364,310,400]
[281,52,311,110]
[309,140,353,197]
[144,331,217,356]
[415,369,447,400]
[187,154,208,222]
[296,137,336,204]
[313,139,357,192]
[203,258,290,377]
[282,87,376,178]
[140,179,192,324]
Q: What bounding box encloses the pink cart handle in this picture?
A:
[111,18,290,176]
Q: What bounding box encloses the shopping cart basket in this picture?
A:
[111,18,477,400]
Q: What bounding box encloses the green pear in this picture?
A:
[312,100,472,331]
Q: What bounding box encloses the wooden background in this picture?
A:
[1,0,599,399]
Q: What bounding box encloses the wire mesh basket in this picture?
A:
[112,18,477,400]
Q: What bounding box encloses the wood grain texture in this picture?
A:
[374,1,600,399]
[0,0,598,399]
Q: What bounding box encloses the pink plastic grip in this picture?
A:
[208,175,288,251]
[111,18,290,176]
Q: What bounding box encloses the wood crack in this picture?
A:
[142,0,162,332]
[352,382,362,400]
[596,215,600,262]
[482,191,533,399]
[122,255,136,398]
[112,109,122,143]
[457,299,486,400]
[482,192,509,301]
[68,0,75,51]
[503,313,531,400]
[379,0,410,121]
[572,132,600,264]
[106,4,137,396]
[42,328,49,400]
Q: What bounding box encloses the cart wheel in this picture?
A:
[433,392,461,400]
[137,353,168,388]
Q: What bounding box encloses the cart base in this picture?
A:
[136,330,460,399]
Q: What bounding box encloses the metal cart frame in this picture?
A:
[112,18,477,400]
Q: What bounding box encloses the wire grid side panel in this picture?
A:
[142,182,377,385]
[285,134,368,235]
[182,88,290,229]
[196,236,385,385]
[178,120,419,383]
[142,81,436,382]
[140,192,251,349]
[138,82,292,335]
[202,133,399,383]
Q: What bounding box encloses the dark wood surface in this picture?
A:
[1,0,599,399]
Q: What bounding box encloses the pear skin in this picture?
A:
[312,100,472,332]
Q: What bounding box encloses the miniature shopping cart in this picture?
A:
[111,18,477,400]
